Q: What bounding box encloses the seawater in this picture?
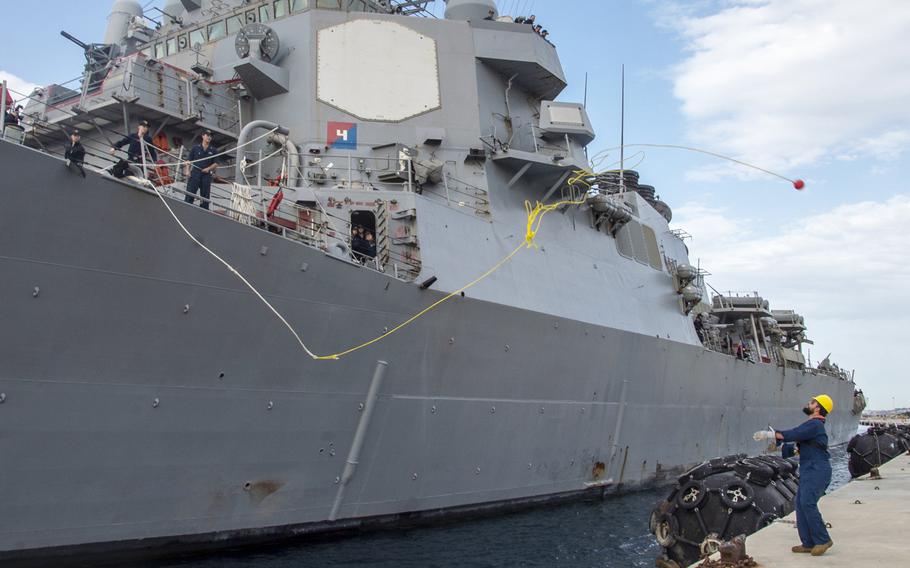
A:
[147,449,853,568]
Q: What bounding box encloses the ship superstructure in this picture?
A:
[0,0,860,562]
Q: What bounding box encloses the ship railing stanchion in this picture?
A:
[1,80,7,135]
[329,360,389,522]
[257,149,263,187]
[175,146,184,190]
[140,137,149,180]
[407,156,413,192]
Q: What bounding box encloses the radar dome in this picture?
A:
[161,0,185,28]
[104,0,143,46]
[444,0,498,21]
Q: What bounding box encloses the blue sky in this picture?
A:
[2,0,908,409]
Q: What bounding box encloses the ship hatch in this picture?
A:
[351,210,377,262]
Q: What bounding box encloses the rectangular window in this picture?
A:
[291,0,308,12]
[166,37,177,55]
[627,220,649,265]
[189,28,207,49]
[227,15,244,34]
[208,20,227,42]
[274,0,289,18]
[641,225,663,270]
[154,42,166,59]
[317,0,341,8]
[615,224,634,259]
[549,106,584,125]
[141,46,153,58]
[259,5,273,21]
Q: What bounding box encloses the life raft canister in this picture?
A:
[267,189,284,217]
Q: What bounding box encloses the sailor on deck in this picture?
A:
[110,120,157,164]
[755,394,835,556]
[64,130,86,177]
[184,129,219,210]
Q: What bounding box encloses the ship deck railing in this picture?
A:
[711,291,771,316]
[151,169,423,282]
[3,78,423,279]
[23,53,242,147]
[276,151,491,218]
[138,0,437,62]
[0,125,422,282]
[4,78,427,280]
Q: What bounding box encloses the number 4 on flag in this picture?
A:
[327,121,357,149]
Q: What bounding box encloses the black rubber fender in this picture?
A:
[719,478,754,510]
[734,458,775,485]
[654,513,679,547]
[678,455,740,482]
[676,479,708,510]
[770,479,794,502]
[755,512,778,531]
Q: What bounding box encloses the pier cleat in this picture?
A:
[811,540,834,556]
[791,545,811,553]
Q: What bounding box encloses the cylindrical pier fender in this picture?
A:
[847,426,909,478]
[650,454,800,567]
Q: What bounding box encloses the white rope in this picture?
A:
[149,185,320,360]
[241,146,285,171]
[229,182,257,222]
[149,127,280,167]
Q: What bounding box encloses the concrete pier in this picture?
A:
[691,454,910,567]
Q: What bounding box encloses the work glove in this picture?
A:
[753,428,776,441]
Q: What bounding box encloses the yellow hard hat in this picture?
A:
[813,394,834,414]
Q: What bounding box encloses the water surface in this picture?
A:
[147,449,852,568]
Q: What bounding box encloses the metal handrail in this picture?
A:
[2,129,420,279]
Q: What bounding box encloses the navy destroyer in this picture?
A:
[0,0,862,562]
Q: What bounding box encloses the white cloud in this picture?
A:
[0,70,39,103]
[669,0,910,175]
[673,194,910,407]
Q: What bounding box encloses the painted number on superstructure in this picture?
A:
[327,121,357,149]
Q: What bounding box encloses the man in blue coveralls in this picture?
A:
[184,129,219,210]
[755,394,835,556]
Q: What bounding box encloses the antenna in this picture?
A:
[619,64,625,193]
[583,72,588,108]
[583,72,589,162]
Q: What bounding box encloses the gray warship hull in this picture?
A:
[0,140,859,562]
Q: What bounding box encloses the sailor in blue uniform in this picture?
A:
[110,120,157,163]
[757,394,835,556]
[184,129,219,210]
